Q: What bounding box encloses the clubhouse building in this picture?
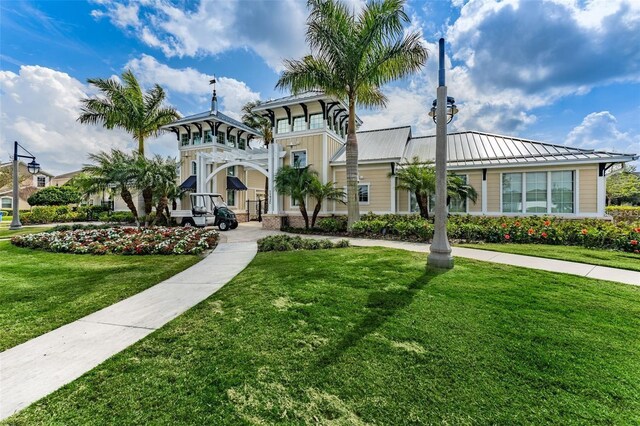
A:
[163,91,638,225]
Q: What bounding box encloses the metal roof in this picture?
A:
[404,131,638,168]
[252,91,327,110]
[331,126,412,163]
[162,110,260,136]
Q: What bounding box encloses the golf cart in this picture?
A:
[171,193,238,231]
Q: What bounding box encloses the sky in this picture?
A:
[1,0,639,174]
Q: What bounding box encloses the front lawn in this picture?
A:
[457,242,640,272]
[8,247,640,425]
[0,226,53,239]
[0,241,200,351]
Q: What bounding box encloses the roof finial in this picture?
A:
[210,76,217,115]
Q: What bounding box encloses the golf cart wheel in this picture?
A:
[218,221,229,231]
[182,218,195,227]
[231,222,238,229]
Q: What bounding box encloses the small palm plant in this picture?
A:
[78,70,180,156]
[275,165,316,229]
[308,178,345,228]
[276,0,428,230]
[447,175,478,208]
[393,157,436,219]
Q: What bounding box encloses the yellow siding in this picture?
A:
[331,165,391,213]
[466,171,483,212]
[579,166,598,213]
[397,189,409,213]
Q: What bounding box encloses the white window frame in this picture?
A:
[344,184,370,205]
[448,173,469,214]
[227,165,236,177]
[525,171,548,214]
[181,133,190,146]
[191,161,197,176]
[292,116,306,132]
[309,113,323,129]
[500,170,577,215]
[1,197,12,209]
[203,129,213,144]
[550,170,576,215]
[226,189,236,207]
[291,150,307,168]
[227,134,236,148]
[192,132,202,145]
[216,131,225,145]
[277,118,290,134]
[36,176,47,188]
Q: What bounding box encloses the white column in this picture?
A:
[322,133,328,184]
[196,153,202,193]
[390,175,396,213]
[267,143,274,214]
[481,169,487,214]
[272,144,281,213]
[597,166,605,217]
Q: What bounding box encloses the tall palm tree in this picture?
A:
[276,0,427,230]
[78,70,180,156]
[393,157,436,219]
[82,149,139,226]
[242,100,273,213]
[275,165,316,229]
[308,177,345,227]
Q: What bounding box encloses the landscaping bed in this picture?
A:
[11,226,219,255]
[7,247,640,424]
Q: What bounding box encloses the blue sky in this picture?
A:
[1,0,639,174]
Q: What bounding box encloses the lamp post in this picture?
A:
[427,38,458,269]
[9,141,40,230]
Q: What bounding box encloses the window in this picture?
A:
[309,113,323,129]
[293,116,306,132]
[181,133,189,146]
[1,197,11,209]
[204,130,213,143]
[216,131,225,145]
[227,166,236,177]
[191,161,197,176]
[551,171,574,213]
[226,189,235,206]
[238,138,246,150]
[292,150,307,168]
[526,172,547,213]
[227,134,236,148]
[358,184,369,203]
[449,175,468,213]
[502,173,522,213]
[277,118,290,134]
[192,132,202,145]
[37,176,46,188]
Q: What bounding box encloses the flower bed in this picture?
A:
[11,227,219,255]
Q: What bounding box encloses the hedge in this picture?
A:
[257,235,349,252]
[26,186,81,206]
[606,206,640,223]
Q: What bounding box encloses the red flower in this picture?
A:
[504,234,511,240]
[501,223,507,228]
[528,228,535,235]
[544,220,551,226]
[631,240,638,246]
[541,232,548,238]
[514,221,521,227]
[635,227,640,233]
[581,229,588,235]
[635,250,640,254]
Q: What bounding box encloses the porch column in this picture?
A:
[390,175,396,213]
[481,168,487,214]
[597,163,606,217]
[272,143,281,213]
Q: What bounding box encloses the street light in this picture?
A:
[427,38,457,269]
[9,141,41,230]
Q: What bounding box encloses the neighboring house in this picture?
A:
[0,161,55,210]
[164,90,639,224]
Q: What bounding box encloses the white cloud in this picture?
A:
[0,66,176,175]
[566,111,640,155]
[125,54,260,119]
[92,0,309,71]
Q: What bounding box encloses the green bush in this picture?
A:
[20,206,81,224]
[27,186,82,206]
[606,206,640,224]
[257,235,350,252]
[316,216,347,233]
[98,211,136,223]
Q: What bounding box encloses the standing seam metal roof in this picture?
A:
[330,126,412,163]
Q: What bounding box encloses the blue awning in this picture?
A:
[179,175,197,190]
[227,176,247,191]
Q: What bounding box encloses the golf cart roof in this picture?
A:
[191,193,223,197]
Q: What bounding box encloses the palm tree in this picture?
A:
[393,157,436,219]
[82,149,139,226]
[308,177,345,228]
[275,165,316,229]
[147,155,180,226]
[447,174,478,208]
[276,0,427,230]
[242,100,273,213]
[78,70,180,156]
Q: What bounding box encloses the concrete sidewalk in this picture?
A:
[0,240,257,420]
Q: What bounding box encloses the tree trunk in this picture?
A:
[152,195,168,226]
[345,95,359,230]
[120,186,139,226]
[299,199,309,229]
[416,192,429,219]
[142,186,153,226]
[311,201,322,228]
[138,135,145,156]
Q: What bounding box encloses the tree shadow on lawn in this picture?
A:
[317,266,450,367]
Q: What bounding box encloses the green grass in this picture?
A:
[0,241,200,351]
[0,226,53,239]
[7,247,640,425]
[457,242,640,272]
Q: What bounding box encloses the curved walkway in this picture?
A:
[0,238,257,420]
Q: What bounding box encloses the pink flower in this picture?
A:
[504,234,511,240]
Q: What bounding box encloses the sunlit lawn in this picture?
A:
[8,247,640,425]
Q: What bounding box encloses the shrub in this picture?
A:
[316,216,347,233]
[606,206,640,224]
[257,235,350,252]
[98,211,136,223]
[20,206,81,224]
[27,186,82,206]
[11,227,218,255]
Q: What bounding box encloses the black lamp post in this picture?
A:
[9,141,41,230]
